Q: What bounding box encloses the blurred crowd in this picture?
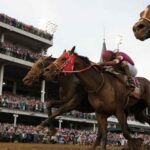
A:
[0,123,49,143]
[0,13,52,40]
[0,92,150,146]
[0,42,42,62]
[0,92,47,113]
[0,91,138,121]
[0,91,96,120]
[0,123,150,146]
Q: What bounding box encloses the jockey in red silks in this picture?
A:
[99,50,137,89]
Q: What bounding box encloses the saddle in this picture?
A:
[93,64,141,99]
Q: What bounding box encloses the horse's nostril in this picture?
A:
[137,24,145,30]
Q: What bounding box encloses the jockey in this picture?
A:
[99,50,137,89]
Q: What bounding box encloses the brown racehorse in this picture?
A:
[43,47,150,150]
[133,5,150,41]
[23,56,94,132]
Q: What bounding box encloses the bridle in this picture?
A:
[141,17,150,23]
[53,53,94,73]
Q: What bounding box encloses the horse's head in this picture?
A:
[23,55,54,86]
[133,5,150,41]
[43,46,91,80]
[43,46,76,80]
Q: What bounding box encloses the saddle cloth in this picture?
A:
[94,65,141,99]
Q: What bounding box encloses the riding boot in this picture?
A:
[123,64,135,90]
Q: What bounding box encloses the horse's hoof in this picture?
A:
[35,125,44,131]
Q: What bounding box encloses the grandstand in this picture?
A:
[0,13,150,145]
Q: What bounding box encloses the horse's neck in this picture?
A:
[59,74,79,93]
[75,64,105,92]
[74,57,123,92]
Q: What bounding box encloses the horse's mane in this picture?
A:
[74,52,91,65]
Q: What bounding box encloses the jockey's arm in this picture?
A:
[100,59,120,66]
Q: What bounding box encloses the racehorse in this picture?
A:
[43,46,150,150]
[133,5,150,41]
[23,55,94,134]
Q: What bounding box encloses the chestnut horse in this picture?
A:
[133,5,150,41]
[43,47,150,150]
[23,56,94,132]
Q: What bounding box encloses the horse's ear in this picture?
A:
[140,10,144,17]
[46,55,52,60]
[71,46,76,53]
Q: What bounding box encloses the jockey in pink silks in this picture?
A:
[99,50,137,89]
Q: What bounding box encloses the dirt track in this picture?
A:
[0,143,123,150]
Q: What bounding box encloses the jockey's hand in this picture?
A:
[95,62,105,70]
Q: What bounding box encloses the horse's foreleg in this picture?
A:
[116,110,133,141]
[91,113,107,150]
[47,96,79,126]
[90,127,102,150]
[36,100,68,130]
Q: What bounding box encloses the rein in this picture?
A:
[53,52,105,93]
[54,60,105,93]
[62,65,92,73]
[62,64,105,93]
